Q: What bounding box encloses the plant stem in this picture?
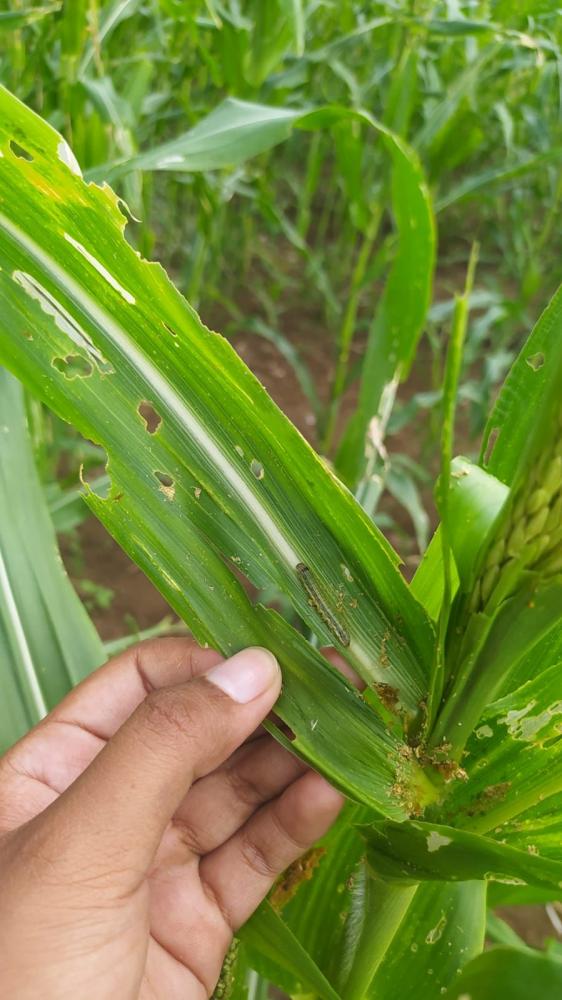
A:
[426,243,478,732]
[321,207,383,454]
[297,131,323,241]
[339,876,417,1000]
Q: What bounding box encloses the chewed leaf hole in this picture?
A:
[80,450,111,500]
[251,459,265,480]
[163,321,178,337]
[52,354,93,379]
[526,352,545,371]
[155,471,175,501]
[10,139,33,162]
[483,426,500,466]
[138,400,162,434]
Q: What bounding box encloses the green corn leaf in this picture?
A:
[445,457,509,592]
[411,457,506,622]
[0,369,104,752]
[304,16,393,63]
[449,947,562,1000]
[0,4,60,29]
[270,807,486,1000]
[241,901,341,1000]
[335,122,435,491]
[421,17,496,36]
[437,147,562,212]
[362,819,562,893]
[430,290,562,755]
[481,285,562,489]
[413,47,497,153]
[253,609,431,814]
[74,438,422,816]
[0,87,438,812]
[487,882,562,907]
[85,96,434,497]
[78,0,143,76]
[427,251,477,726]
[411,529,453,622]
[278,803,374,983]
[368,880,486,999]
[338,879,419,999]
[438,661,562,835]
[497,791,562,863]
[87,98,301,180]
[502,618,562,694]
[431,578,562,758]
[245,0,305,86]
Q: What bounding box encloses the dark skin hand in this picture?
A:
[0,639,344,999]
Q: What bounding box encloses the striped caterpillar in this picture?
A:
[296,562,350,647]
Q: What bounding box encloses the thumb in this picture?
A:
[26,647,281,881]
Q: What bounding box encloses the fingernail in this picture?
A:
[205,647,280,704]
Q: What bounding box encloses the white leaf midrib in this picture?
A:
[0,542,47,720]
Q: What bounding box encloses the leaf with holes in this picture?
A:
[0,87,439,817]
[437,661,562,837]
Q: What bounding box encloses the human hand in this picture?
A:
[0,639,343,999]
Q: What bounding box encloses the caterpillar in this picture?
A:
[296,562,350,647]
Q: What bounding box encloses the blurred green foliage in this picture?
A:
[1,0,561,551]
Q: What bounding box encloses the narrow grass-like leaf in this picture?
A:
[0,369,104,752]
[428,248,477,725]
[437,147,562,211]
[481,285,562,488]
[245,0,305,85]
[335,117,435,491]
[413,47,497,153]
[78,0,143,76]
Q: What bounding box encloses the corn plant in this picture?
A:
[4,0,562,481]
[2,84,562,999]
